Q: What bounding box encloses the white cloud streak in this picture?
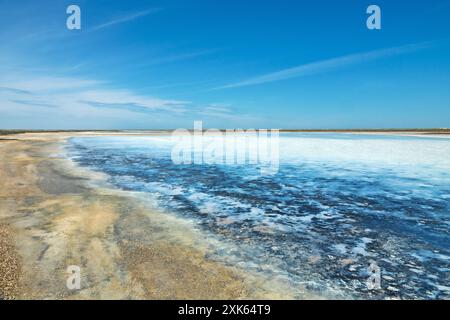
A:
[90,8,162,32]
[0,75,191,117]
[217,41,435,89]
[4,77,102,92]
[141,49,220,66]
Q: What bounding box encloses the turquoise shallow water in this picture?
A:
[67,133,450,299]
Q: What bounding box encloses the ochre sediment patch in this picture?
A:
[120,242,249,299]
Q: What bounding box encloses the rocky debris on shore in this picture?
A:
[0,224,21,299]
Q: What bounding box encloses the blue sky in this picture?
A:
[0,0,449,129]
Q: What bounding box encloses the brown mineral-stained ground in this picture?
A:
[0,133,299,300]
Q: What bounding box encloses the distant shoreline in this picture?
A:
[1,128,450,136]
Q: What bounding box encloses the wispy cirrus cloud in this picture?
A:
[216,41,437,90]
[4,77,102,92]
[10,99,57,108]
[141,49,221,67]
[90,8,162,32]
[0,75,191,118]
[77,89,189,113]
[193,103,261,123]
[0,86,34,95]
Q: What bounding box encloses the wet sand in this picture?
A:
[0,133,298,300]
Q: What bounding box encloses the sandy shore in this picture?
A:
[0,132,299,300]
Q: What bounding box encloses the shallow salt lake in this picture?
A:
[67,133,450,299]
